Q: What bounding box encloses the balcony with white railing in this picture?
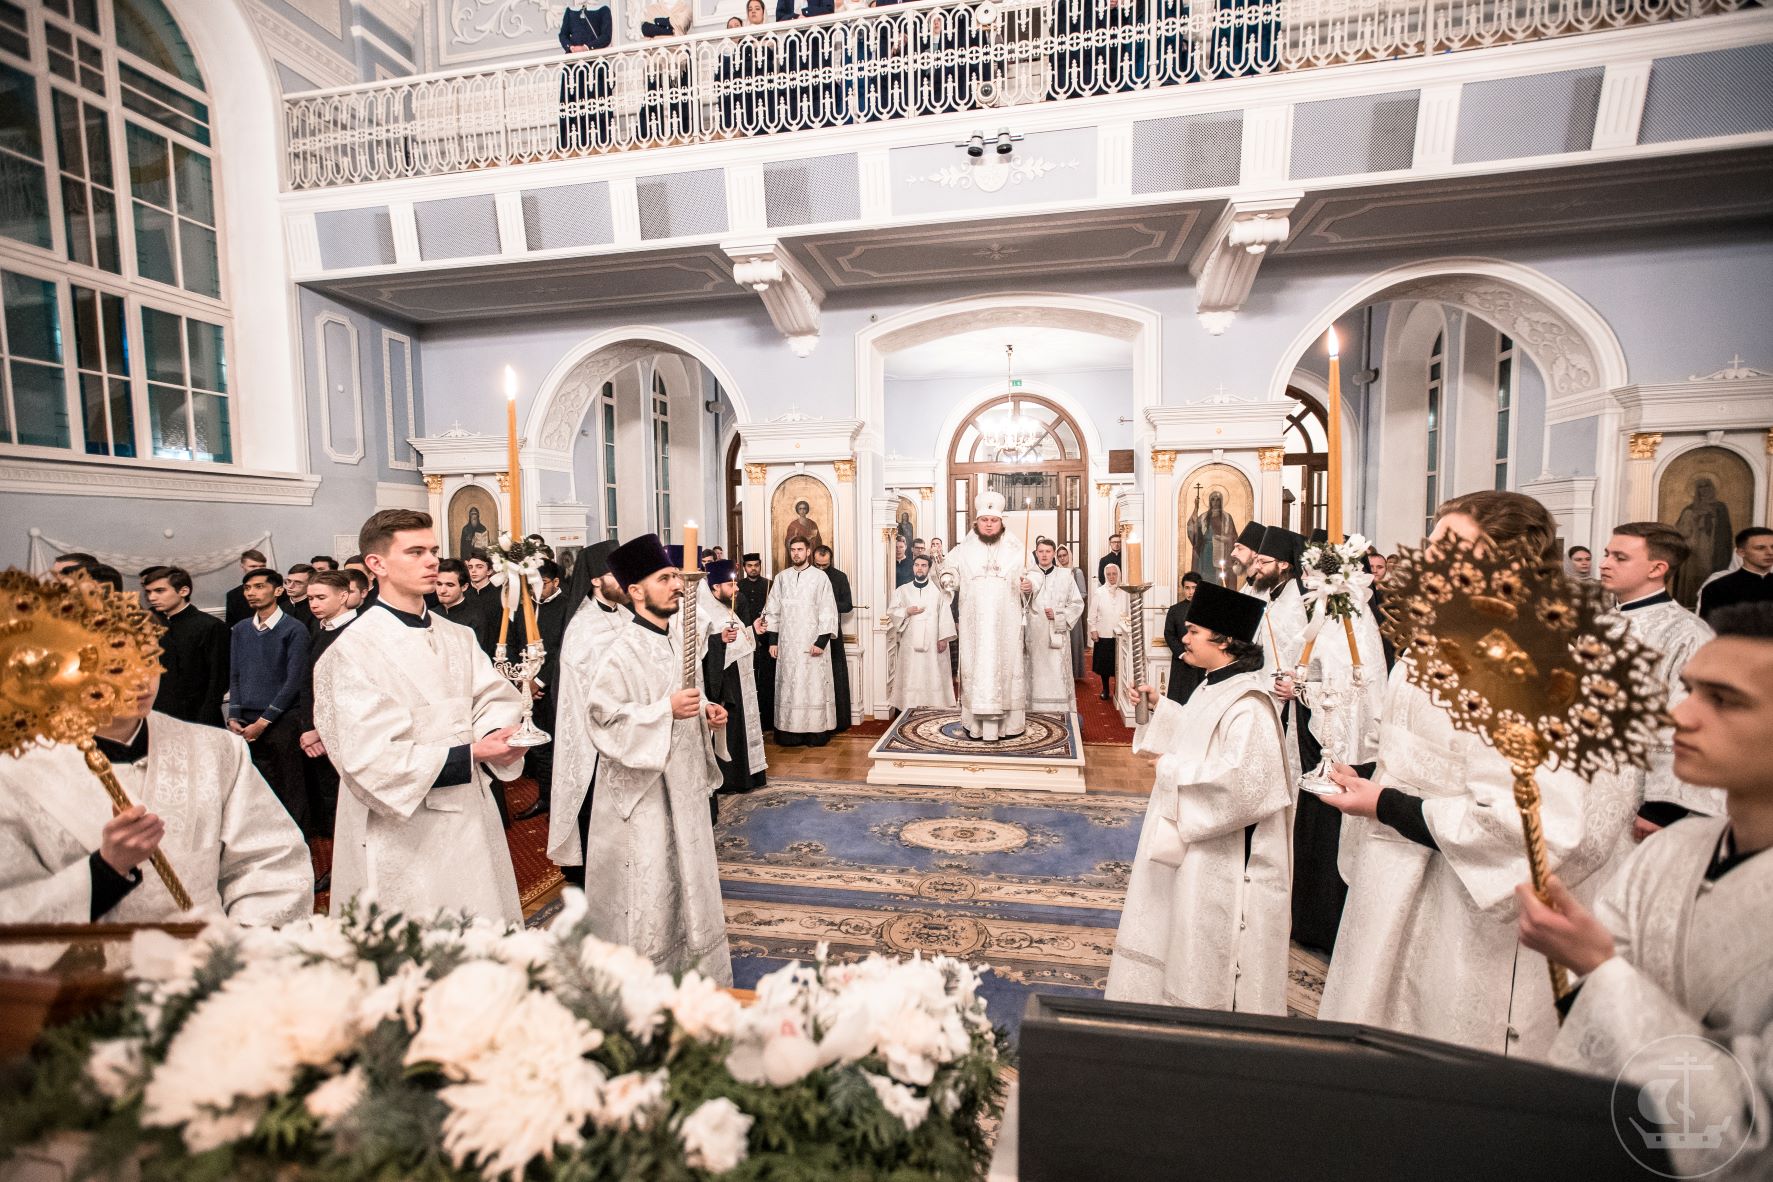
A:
[283,0,1751,191]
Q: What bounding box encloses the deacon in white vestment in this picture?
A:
[581,533,732,982]
[1317,502,1635,1058]
[1516,608,1773,1180]
[938,492,1029,741]
[1106,584,1292,1013]
[1023,538,1085,714]
[0,698,312,926]
[1601,524,1724,835]
[548,540,629,874]
[313,510,528,924]
[889,555,956,710]
[760,537,839,746]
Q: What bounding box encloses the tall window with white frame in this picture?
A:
[599,380,617,542]
[0,0,230,463]
[651,371,671,543]
[1424,331,1444,533]
[1493,332,1514,491]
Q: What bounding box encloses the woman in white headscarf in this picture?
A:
[1089,562,1130,702]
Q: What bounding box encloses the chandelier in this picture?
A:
[983,346,1042,461]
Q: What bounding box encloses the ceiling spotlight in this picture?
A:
[960,132,985,158]
[995,129,1022,156]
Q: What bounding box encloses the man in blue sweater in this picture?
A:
[229,567,313,835]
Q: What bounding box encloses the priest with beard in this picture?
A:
[761,537,839,747]
[582,533,732,981]
[548,540,627,886]
[735,553,773,732]
[1230,521,1265,594]
[812,545,853,735]
[938,491,1030,741]
[702,560,767,797]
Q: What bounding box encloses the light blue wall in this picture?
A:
[1548,416,1600,478]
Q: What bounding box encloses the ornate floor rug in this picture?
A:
[717,779,1326,1039]
[872,709,1080,760]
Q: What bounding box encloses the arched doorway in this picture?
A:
[945,393,1089,554]
[1281,386,1329,535]
[724,432,744,560]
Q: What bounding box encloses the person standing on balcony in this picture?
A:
[639,0,694,141]
[557,2,614,151]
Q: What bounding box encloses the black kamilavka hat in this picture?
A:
[607,534,673,591]
[1185,581,1266,643]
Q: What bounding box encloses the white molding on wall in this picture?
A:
[314,311,365,465]
[1519,473,1598,550]
[382,330,418,471]
[410,429,520,475]
[375,480,429,509]
[740,414,864,465]
[1144,401,1294,452]
[1614,377,1773,433]
[2,457,322,505]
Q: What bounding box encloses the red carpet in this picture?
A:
[1074,670,1135,746]
[310,777,563,915]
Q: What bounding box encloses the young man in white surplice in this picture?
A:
[937,491,1030,741]
[1317,491,1635,1059]
[1023,537,1084,714]
[1104,581,1292,1013]
[889,553,956,711]
[547,539,628,885]
[760,537,840,748]
[1518,603,1772,1182]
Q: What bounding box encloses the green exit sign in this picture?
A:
[1010,379,1023,388]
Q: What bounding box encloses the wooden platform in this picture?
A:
[864,708,1087,794]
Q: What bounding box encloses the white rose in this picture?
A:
[596,1070,667,1132]
[129,928,204,990]
[406,960,530,1077]
[87,1037,145,1101]
[668,972,741,1041]
[864,1071,930,1130]
[304,1066,366,1130]
[679,1097,753,1174]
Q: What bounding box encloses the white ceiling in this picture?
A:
[883,325,1133,381]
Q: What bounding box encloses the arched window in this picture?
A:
[1425,331,1445,531]
[946,393,1088,556]
[0,0,228,463]
[1494,332,1515,490]
[651,370,670,540]
[1282,386,1328,535]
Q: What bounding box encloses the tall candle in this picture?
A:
[504,366,522,539]
[1125,534,1143,586]
[682,520,698,570]
[1326,328,1343,544]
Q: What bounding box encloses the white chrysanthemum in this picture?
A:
[864,1070,930,1130]
[87,1037,145,1101]
[726,1010,819,1087]
[679,1097,753,1173]
[278,915,357,963]
[668,971,741,1041]
[405,960,530,1078]
[128,927,205,991]
[359,959,430,1032]
[595,1069,667,1132]
[181,1100,265,1152]
[304,1065,366,1130]
[437,992,606,1181]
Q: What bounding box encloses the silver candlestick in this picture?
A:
[1124,582,1151,725]
[494,639,552,747]
[1294,657,1349,796]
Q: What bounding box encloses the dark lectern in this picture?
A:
[1017,994,1666,1181]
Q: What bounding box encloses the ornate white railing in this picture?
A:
[284,0,1745,190]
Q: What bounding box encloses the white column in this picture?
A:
[1257,446,1285,526]
[425,475,445,545]
[1626,432,1661,521]
[743,464,770,573]
[1150,451,1178,599]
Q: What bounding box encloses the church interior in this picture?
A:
[1,0,1771,1177]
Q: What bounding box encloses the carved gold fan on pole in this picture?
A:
[0,570,192,910]
[1377,536,1664,1003]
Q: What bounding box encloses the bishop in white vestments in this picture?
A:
[548,540,628,877]
[1317,500,1634,1058]
[1517,607,1772,1180]
[0,681,312,925]
[582,534,732,982]
[889,554,956,711]
[313,510,529,924]
[1024,538,1085,714]
[939,492,1029,740]
[760,538,839,747]
[1106,583,1292,1013]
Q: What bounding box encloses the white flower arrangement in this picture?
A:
[1299,533,1375,623]
[11,896,1005,1182]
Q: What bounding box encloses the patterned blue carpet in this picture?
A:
[717,779,1148,1039]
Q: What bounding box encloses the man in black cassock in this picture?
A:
[142,566,230,728]
[812,545,852,734]
[1161,571,1204,705]
[734,552,773,733]
[509,558,574,820]
[436,558,499,659]
[296,570,358,868]
[702,561,766,801]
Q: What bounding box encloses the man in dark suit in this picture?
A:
[510,558,573,819]
[812,545,852,734]
[142,565,229,727]
[296,571,359,874]
[1161,572,1204,704]
[436,558,499,659]
[224,548,269,627]
[1098,532,1124,583]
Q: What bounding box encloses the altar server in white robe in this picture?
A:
[548,540,628,881]
[761,537,839,747]
[1600,523,1724,839]
[1105,582,1292,1013]
[889,554,956,711]
[582,534,732,982]
[938,491,1030,741]
[1024,537,1085,714]
[313,509,529,923]
[1517,603,1772,1181]
[1319,491,1634,1059]
[0,674,312,925]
